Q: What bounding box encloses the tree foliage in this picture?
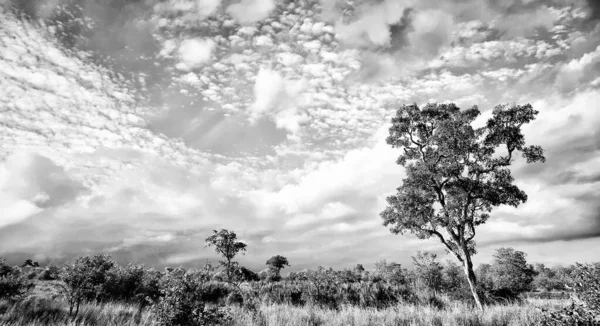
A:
[490,247,536,294]
[60,254,116,316]
[533,263,565,292]
[152,266,230,326]
[380,103,545,308]
[266,255,290,276]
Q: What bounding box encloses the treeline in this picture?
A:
[0,229,598,325]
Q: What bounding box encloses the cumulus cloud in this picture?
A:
[226,0,275,24]
[249,67,308,134]
[177,38,216,71]
[555,45,600,92]
[247,125,403,217]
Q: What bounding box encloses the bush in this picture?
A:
[38,265,61,281]
[0,258,32,301]
[152,266,231,326]
[541,263,600,325]
[100,263,162,307]
[235,266,259,282]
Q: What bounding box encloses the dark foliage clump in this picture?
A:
[152,266,231,326]
[0,258,33,301]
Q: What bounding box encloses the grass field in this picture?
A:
[0,281,571,326]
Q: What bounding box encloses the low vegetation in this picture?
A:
[0,232,598,325]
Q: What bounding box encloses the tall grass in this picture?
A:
[229,299,568,326]
[0,297,569,326]
[0,297,154,326]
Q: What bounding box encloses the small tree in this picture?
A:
[490,247,536,294]
[412,251,443,292]
[354,264,365,274]
[205,229,247,283]
[265,255,290,277]
[60,254,115,316]
[380,103,545,309]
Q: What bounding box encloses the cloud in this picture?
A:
[249,67,308,134]
[407,9,454,58]
[0,152,87,229]
[555,45,600,92]
[333,0,414,48]
[197,0,221,16]
[585,0,600,21]
[493,6,561,37]
[226,0,275,24]
[177,38,216,71]
[247,125,403,218]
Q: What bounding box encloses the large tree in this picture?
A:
[380,103,545,309]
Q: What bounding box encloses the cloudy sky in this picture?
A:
[0,0,599,271]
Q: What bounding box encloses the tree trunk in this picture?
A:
[226,258,231,283]
[75,298,81,317]
[462,253,484,310]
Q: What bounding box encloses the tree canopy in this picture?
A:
[491,247,536,294]
[266,255,290,274]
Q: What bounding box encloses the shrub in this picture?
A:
[152,266,231,326]
[533,264,565,292]
[0,274,33,301]
[374,260,406,285]
[38,265,61,281]
[411,252,443,293]
[100,263,162,307]
[235,266,259,282]
[540,263,600,325]
[0,258,32,301]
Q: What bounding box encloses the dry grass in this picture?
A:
[0,297,154,326]
[229,299,570,326]
[0,282,571,326]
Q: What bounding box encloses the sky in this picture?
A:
[0,0,599,272]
